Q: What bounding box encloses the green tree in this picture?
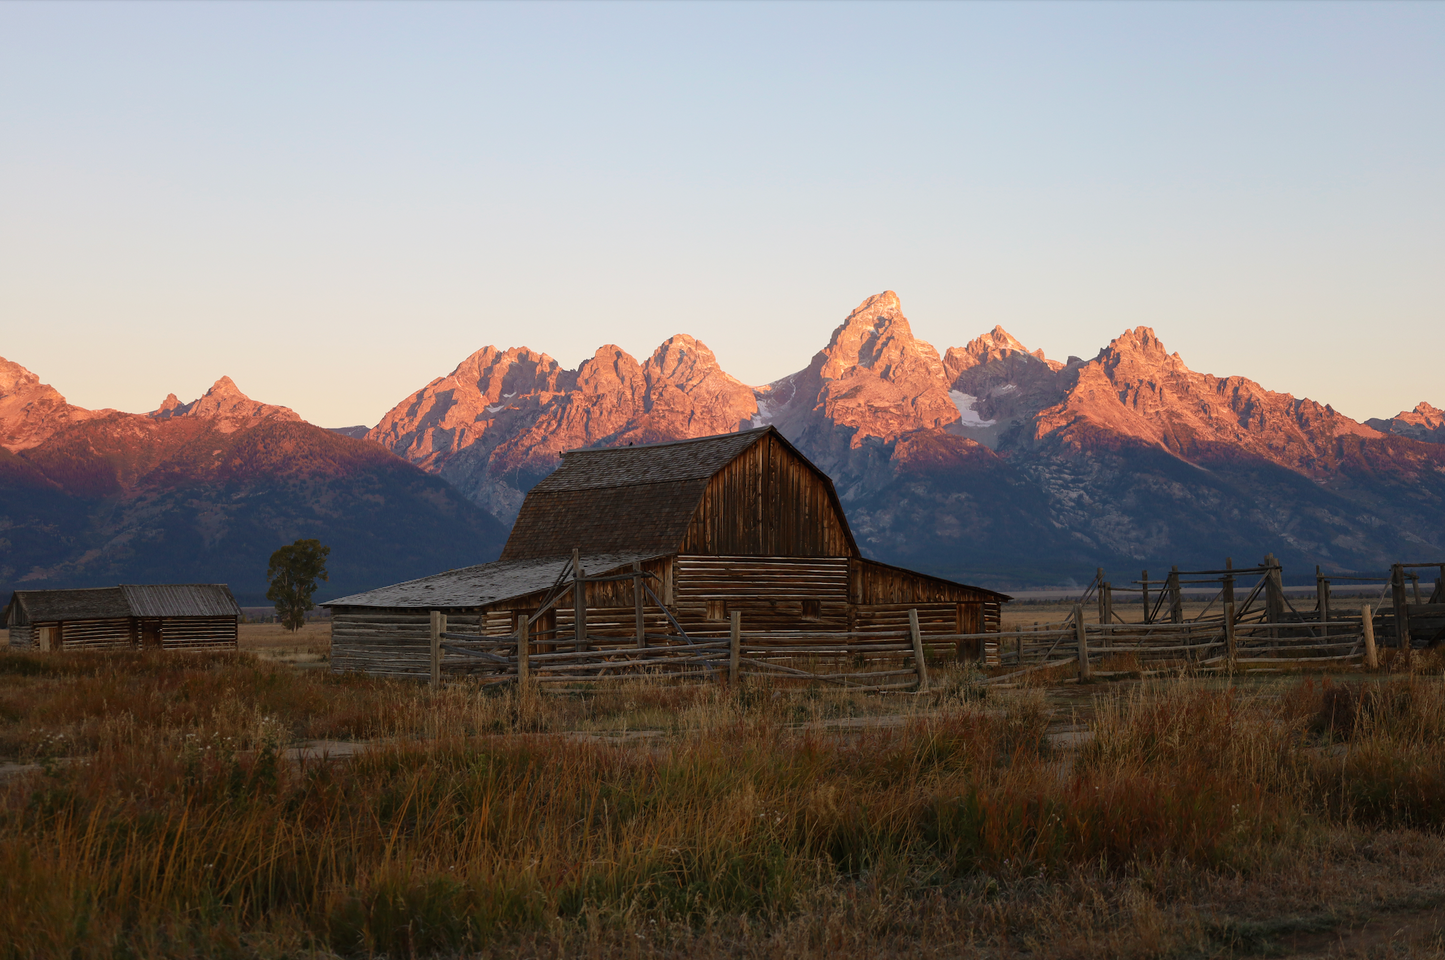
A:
[266,539,331,631]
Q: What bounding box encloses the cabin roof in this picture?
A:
[322,553,661,610]
[4,584,241,626]
[120,584,243,618]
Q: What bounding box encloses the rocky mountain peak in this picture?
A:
[1033,325,1382,471]
[1405,401,1445,426]
[0,356,104,451]
[445,346,573,404]
[1366,400,1445,444]
[818,290,945,383]
[943,325,1058,382]
[151,377,301,428]
[1100,326,1183,369]
[1,357,47,397]
[151,393,185,417]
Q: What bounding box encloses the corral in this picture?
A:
[3,584,241,652]
[325,426,1008,680]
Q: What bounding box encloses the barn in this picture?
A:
[4,584,242,652]
[326,426,1008,679]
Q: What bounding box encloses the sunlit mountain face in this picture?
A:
[363,292,1445,588]
[6,292,1443,593]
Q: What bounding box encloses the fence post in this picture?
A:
[1141,570,1151,624]
[1362,603,1378,669]
[1168,567,1183,624]
[429,610,444,690]
[633,561,647,648]
[1391,564,1411,648]
[517,613,530,684]
[1074,603,1090,681]
[908,609,930,693]
[573,548,587,652]
[729,611,741,686]
[1224,601,1237,668]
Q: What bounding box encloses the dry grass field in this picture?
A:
[2,630,1445,958]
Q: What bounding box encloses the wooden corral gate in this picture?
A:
[1070,554,1444,649]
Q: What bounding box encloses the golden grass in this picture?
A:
[2,650,1445,957]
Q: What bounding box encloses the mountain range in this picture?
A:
[0,361,507,601]
[4,290,1442,595]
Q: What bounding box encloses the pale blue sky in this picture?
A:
[2,1,1441,427]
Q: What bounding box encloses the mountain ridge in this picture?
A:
[361,292,1445,585]
[5,293,1442,592]
[0,360,508,598]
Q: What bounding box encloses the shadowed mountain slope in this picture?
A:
[0,364,508,599]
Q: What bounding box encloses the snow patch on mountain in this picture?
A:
[949,391,997,428]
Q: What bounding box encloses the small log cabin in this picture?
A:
[4,584,242,652]
[325,426,1009,678]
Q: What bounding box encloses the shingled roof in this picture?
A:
[4,584,241,626]
[323,553,660,610]
[500,428,789,561]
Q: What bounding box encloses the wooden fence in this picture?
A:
[424,599,1385,691]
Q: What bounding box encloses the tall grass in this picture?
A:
[1,652,1444,957]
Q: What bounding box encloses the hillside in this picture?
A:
[0,368,509,599]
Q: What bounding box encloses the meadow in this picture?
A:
[1,625,1444,958]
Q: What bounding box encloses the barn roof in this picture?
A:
[534,428,771,491]
[501,426,858,560]
[4,584,241,626]
[322,553,660,610]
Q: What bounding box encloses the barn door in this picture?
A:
[37,626,55,652]
[141,620,162,650]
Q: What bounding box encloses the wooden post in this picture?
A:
[1101,582,1113,631]
[1014,625,1023,664]
[633,561,646,648]
[729,611,741,686]
[1074,603,1090,681]
[1265,554,1283,640]
[1168,566,1183,624]
[573,548,587,653]
[429,610,444,690]
[1224,601,1237,667]
[1411,572,1423,605]
[1362,603,1378,669]
[1223,557,1235,611]
[517,613,530,684]
[908,609,929,693]
[1096,570,1108,624]
[1141,570,1151,624]
[1391,563,1411,648]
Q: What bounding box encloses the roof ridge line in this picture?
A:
[560,425,772,457]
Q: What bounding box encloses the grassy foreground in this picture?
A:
[2,651,1445,957]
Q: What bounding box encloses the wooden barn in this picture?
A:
[326,427,1008,679]
[4,584,242,652]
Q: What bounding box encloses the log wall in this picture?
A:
[672,555,851,632]
[331,610,436,679]
[56,618,132,650]
[8,624,32,650]
[158,617,238,651]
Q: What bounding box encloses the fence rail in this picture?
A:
[418,599,1385,691]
